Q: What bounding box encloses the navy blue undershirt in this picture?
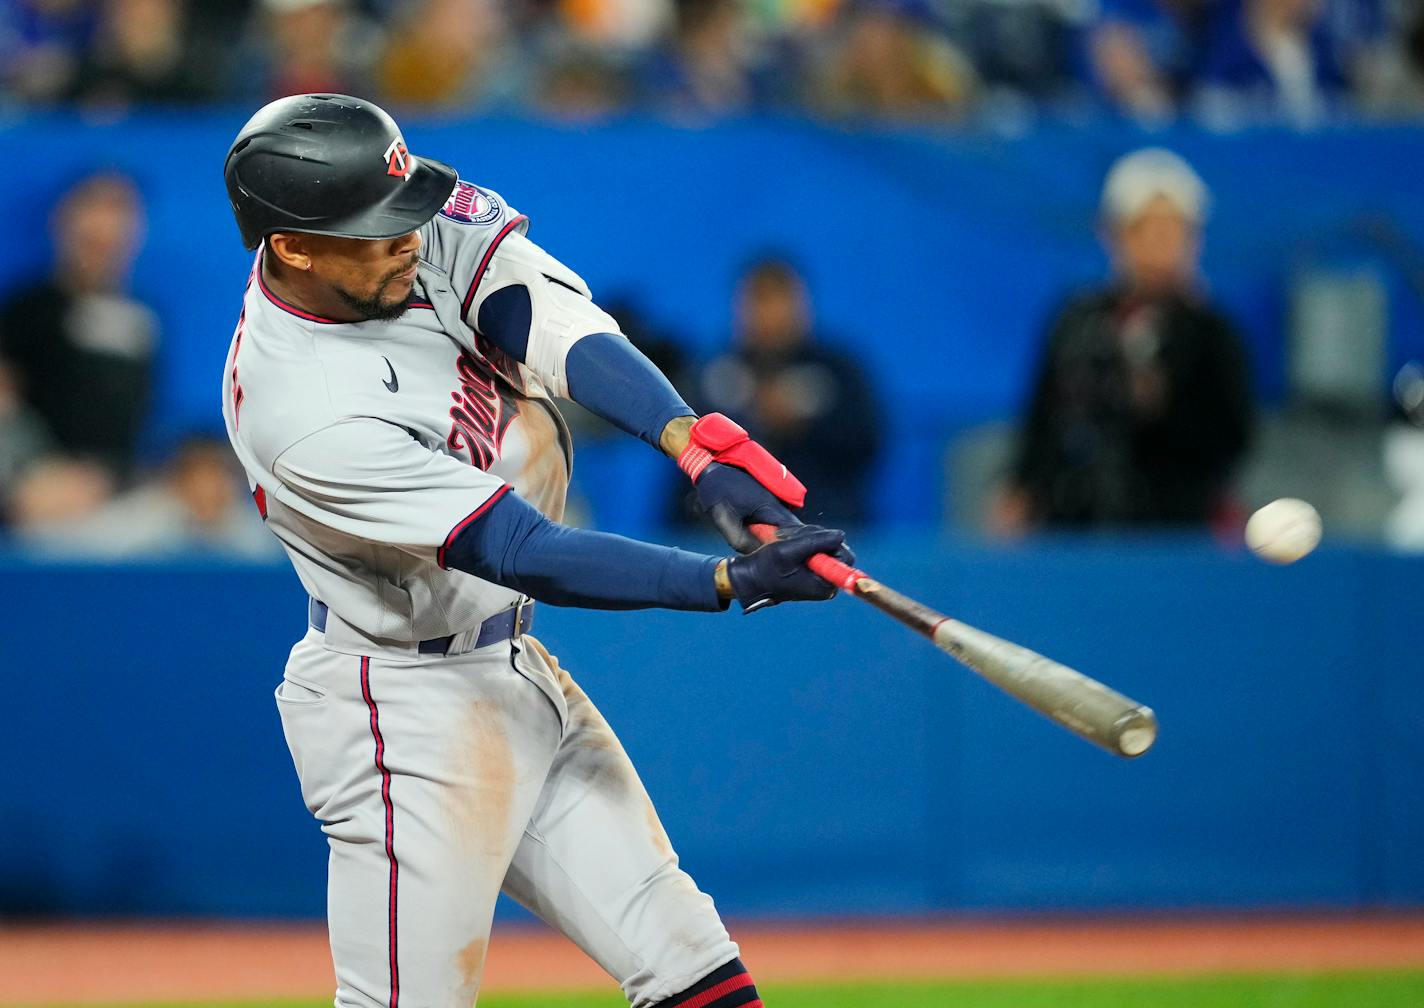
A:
[445,490,724,611]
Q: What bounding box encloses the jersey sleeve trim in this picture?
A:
[436,482,513,570]
[461,214,529,318]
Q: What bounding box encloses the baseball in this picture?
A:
[1245,498,1322,564]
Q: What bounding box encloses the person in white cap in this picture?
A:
[992,147,1254,535]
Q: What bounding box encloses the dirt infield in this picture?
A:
[4,915,1423,1005]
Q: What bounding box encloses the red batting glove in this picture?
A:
[676,413,806,507]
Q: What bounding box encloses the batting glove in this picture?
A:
[694,462,802,553]
[679,413,807,553]
[726,525,855,613]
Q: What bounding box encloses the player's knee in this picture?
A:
[655,957,762,1007]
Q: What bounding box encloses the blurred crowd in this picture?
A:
[2,0,1423,126]
[0,164,890,557]
[0,170,276,559]
[8,144,1424,558]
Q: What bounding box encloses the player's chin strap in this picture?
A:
[676,413,807,507]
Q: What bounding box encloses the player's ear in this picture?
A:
[267,233,313,272]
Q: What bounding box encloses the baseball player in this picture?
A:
[221,93,851,1008]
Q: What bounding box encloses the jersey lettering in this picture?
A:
[447,351,517,469]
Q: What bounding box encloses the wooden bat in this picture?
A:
[749,524,1157,758]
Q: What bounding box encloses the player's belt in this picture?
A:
[307,598,534,656]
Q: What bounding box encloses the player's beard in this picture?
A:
[334,261,418,321]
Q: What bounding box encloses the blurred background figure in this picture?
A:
[1192,0,1353,125]
[810,0,978,123]
[66,0,226,108]
[530,42,634,119]
[0,170,156,487]
[1086,0,1217,121]
[241,0,380,102]
[1384,361,1424,550]
[991,148,1253,536]
[19,434,278,559]
[557,0,671,49]
[694,257,883,527]
[0,360,53,499]
[1355,0,1424,116]
[378,0,518,111]
[636,0,773,118]
[947,0,1091,110]
[0,0,97,104]
[4,455,113,538]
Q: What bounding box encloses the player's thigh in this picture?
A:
[503,638,737,1007]
[279,636,564,1005]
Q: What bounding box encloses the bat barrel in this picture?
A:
[932,619,1158,758]
[746,524,1159,759]
[1112,707,1159,758]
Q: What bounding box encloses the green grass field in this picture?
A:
[30,971,1424,1008]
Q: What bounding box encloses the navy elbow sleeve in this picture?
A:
[477,284,533,362]
[565,332,693,447]
[444,490,723,612]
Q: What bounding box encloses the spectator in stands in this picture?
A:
[953,0,1089,104]
[0,171,157,485]
[992,149,1253,535]
[694,257,882,527]
[67,0,223,107]
[26,434,278,559]
[530,44,633,120]
[239,0,379,102]
[0,361,52,500]
[5,456,113,538]
[555,0,671,49]
[0,0,97,104]
[636,0,775,118]
[1087,0,1218,121]
[1356,0,1424,116]
[810,0,977,123]
[1193,0,1350,125]
[379,0,520,110]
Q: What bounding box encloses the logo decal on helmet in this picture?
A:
[384,137,412,180]
[439,181,503,226]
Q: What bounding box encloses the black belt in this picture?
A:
[308,598,533,655]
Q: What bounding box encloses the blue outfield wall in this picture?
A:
[3,115,1424,529]
[2,540,1421,919]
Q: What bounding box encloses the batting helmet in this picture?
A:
[224,93,458,251]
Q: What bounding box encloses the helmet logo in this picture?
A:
[384,137,412,180]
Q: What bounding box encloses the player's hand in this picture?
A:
[725,525,855,613]
[695,462,801,553]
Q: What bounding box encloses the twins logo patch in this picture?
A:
[439,181,503,226]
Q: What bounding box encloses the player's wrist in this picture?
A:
[658,415,697,460]
[714,558,733,601]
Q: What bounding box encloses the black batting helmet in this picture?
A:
[224,94,458,251]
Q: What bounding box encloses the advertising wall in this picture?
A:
[3,541,1420,918]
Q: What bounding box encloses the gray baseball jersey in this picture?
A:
[222,180,619,650]
[229,176,741,1006]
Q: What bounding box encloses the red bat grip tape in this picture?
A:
[747,523,865,592]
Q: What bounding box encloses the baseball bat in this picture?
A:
[748,524,1157,758]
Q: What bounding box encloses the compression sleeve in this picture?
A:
[444,488,725,611]
[564,332,694,447]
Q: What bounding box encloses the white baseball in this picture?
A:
[1245,498,1322,564]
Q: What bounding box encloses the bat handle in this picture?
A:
[747,522,865,591]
